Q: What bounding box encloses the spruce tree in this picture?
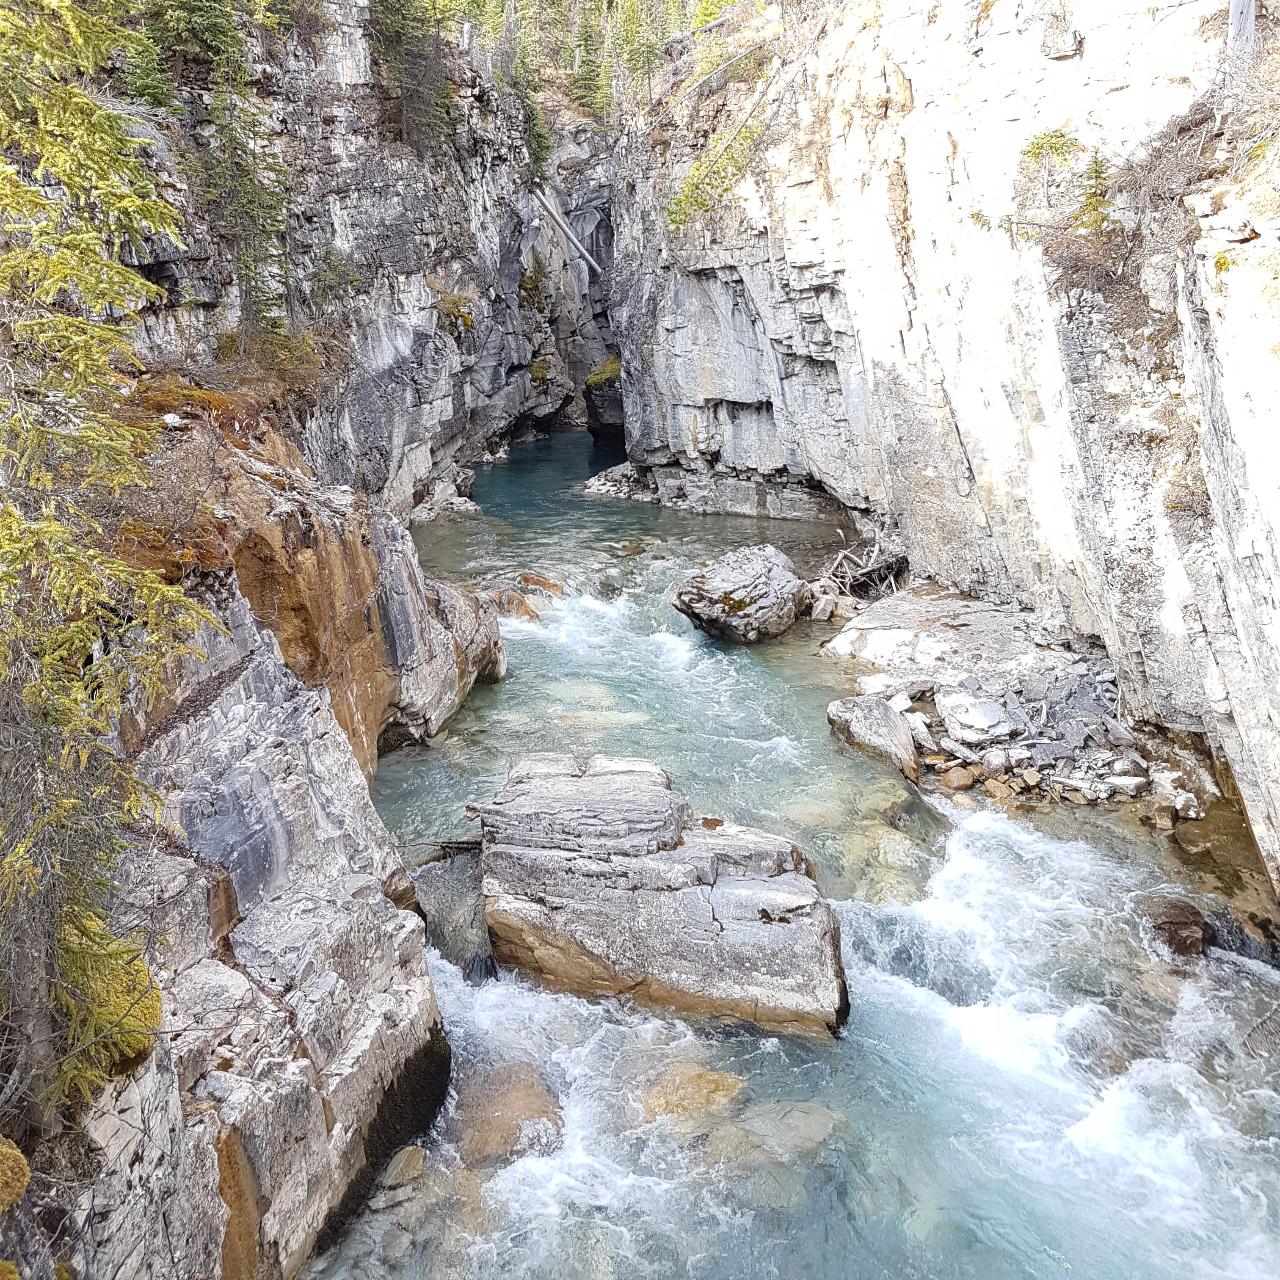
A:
[0,0,207,1132]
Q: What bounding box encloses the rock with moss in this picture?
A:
[673,545,810,643]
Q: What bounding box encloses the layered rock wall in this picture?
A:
[135,3,614,516]
[612,1,1280,888]
[76,576,454,1279]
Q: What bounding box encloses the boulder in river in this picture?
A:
[472,755,849,1035]
[827,695,920,781]
[673,544,809,643]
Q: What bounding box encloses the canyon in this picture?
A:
[8,3,1280,1279]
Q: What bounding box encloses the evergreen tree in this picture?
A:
[618,0,663,103]
[0,0,208,1131]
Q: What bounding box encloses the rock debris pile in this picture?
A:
[824,588,1206,816]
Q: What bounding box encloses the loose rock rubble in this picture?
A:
[824,587,1208,814]
[672,544,810,643]
[471,754,850,1034]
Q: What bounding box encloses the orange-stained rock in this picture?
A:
[518,570,566,597]
[122,394,503,774]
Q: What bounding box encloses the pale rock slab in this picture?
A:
[473,755,850,1035]
[827,696,920,781]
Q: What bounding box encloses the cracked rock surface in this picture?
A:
[473,755,849,1035]
[673,544,809,644]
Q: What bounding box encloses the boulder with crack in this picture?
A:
[472,755,849,1035]
[673,545,810,643]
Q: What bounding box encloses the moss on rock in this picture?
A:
[0,1137,30,1212]
[585,356,621,387]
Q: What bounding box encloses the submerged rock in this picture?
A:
[1141,896,1213,957]
[827,695,920,781]
[519,570,567,597]
[673,545,809,643]
[487,586,540,620]
[412,849,496,984]
[455,1063,563,1167]
[473,755,849,1035]
[643,1062,747,1126]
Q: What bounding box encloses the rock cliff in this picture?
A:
[611,1,1280,889]
[134,3,614,517]
[72,574,457,1280]
[49,8,616,1272]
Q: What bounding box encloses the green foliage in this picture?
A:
[369,0,459,147]
[529,357,551,385]
[139,0,289,337]
[0,0,208,1126]
[203,89,289,336]
[309,245,365,313]
[617,0,664,101]
[430,282,474,337]
[692,0,729,30]
[215,323,327,389]
[1023,128,1079,165]
[122,29,175,108]
[52,913,163,1105]
[518,73,553,183]
[520,252,549,307]
[1072,150,1113,234]
[667,117,763,231]
[585,355,621,386]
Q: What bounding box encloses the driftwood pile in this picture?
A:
[808,533,908,619]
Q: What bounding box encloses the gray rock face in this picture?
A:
[75,572,454,1280]
[827,696,920,782]
[609,8,1280,890]
[673,545,809,643]
[473,755,849,1035]
[134,8,614,519]
[411,848,496,984]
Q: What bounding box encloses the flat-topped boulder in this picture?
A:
[471,755,849,1035]
[673,544,809,643]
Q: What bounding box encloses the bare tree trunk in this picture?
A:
[1228,0,1256,57]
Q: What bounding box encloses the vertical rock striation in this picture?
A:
[611,1,1280,889]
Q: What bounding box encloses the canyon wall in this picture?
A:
[612,0,1280,889]
[56,9,612,1275]
[134,1,613,517]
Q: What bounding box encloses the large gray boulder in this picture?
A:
[472,755,849,1035]
[673,545,809,643]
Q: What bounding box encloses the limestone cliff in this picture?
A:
[132,2,614,517]
[73,577,457,1280]
[611,1,1280,889]
[46,9,611,1274]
